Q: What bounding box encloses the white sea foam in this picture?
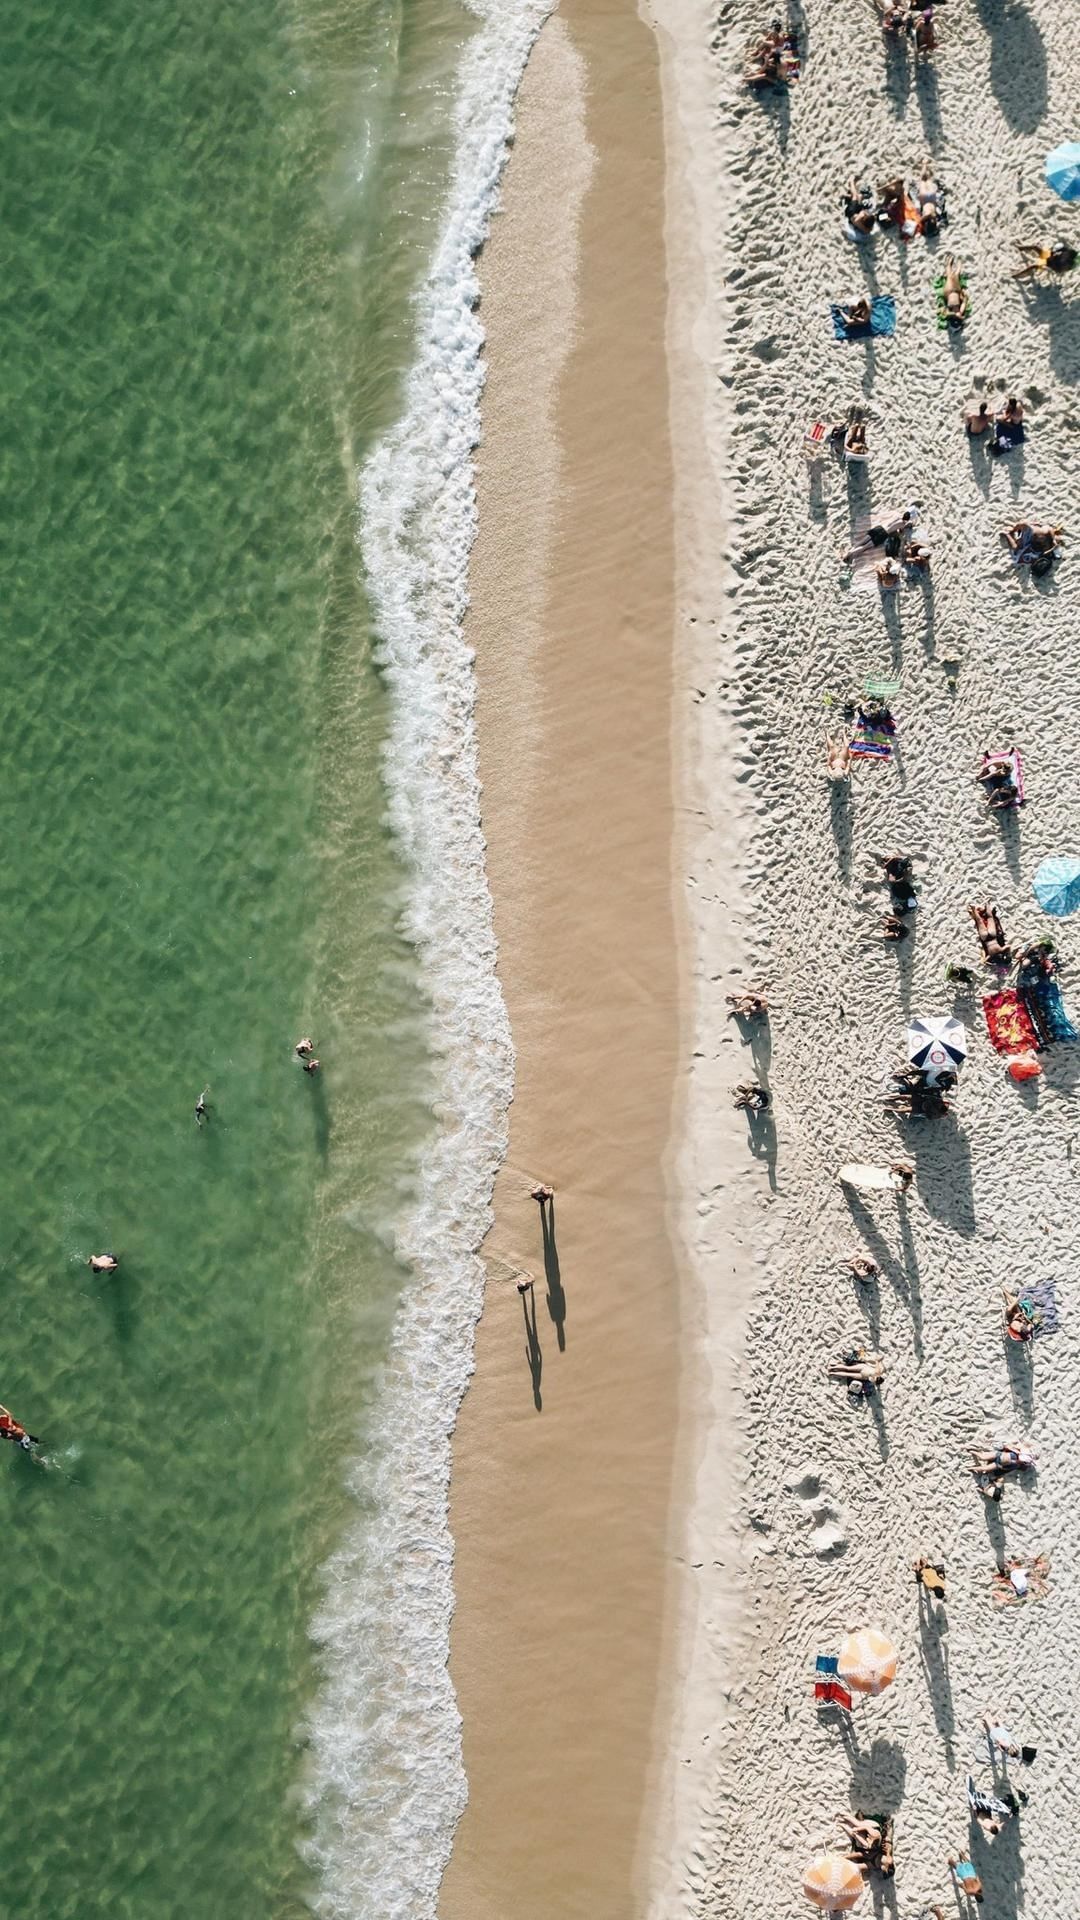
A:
[301,0,551,1913]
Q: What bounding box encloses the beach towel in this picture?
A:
[1020,971,1078,1046]
[992,420,1026,455]
[830,295,897,342]
[1024,1278,1061,1335]
[983,990,1039,1056]
[850,706,896,763]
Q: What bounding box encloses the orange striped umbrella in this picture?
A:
[803,1853,864,1911]
[838,1627,898,1696]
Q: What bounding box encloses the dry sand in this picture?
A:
[441,3,688,1918]
[647,1,1080,1917]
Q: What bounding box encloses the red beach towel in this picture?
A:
[983,990,1039,1056]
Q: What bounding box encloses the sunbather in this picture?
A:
[876,177,905,229]
[874,852,914,885]
[946,962,978,987]
[828,1351,886,1386]
[862,913,910,943]
[964,399,992,437]
[1001,1288,1037,1342]
[877,556,902,589]
[841,295,872,332]
[726,990,769,1019]
[845,1254,879,1279]
[876,0,907,36]
[968,902,1011,965]
[913,164,946,234]
[913,5,936,55]
[904,535,932,572]
[948,1852,984,1903]
[842,180,876,238]
[916,1557,947,1600]
[942,254,970,321]
[1003,520,1061,566]
[839,1813,894,1874]
[845,409,869,457]
[1012,239,1077,282]
[732,1081,770,1113]
[970,1442,1037,1474]
[999,395,1024,426]
[826,736,852,780]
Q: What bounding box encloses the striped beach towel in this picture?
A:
[850,707,896,762]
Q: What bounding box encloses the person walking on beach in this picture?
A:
[87,1252,119,1274]
[195,1086,210,1127]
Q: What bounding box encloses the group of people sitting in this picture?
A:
[882,1064,954,1118]
[842,166,947,241]
[838,1812,895,1878]
[744,18,799,85]
[964,391,1025,457]
[876,0,938,54]
[976,748,1022,812]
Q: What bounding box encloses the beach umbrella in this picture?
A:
[1045,141,1080,201]
[838,1628,897,1696]
[1033,854,1080,917]
[802,1854,864,1912]
[906,1015,967,1079]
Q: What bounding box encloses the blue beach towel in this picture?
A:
[1021,971,1079,1046]
[830,295,897,342]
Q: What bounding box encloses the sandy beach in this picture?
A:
[444,0,1080,1916]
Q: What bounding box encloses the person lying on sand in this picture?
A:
[874,852,914,885]
[968,902,1011,965]
[942,254,970,320]
[845,1254,879,1280]
[1002,520,1062,566]
[827,1351,886,1385]
[839,1813,894,1874]
[889,1160,915,1192]
[913,6,936,55]
[732,1082,770,1113]
[915,1557,947,1600]
[1001,1288,1037,1343]
[844,409,869,458]
[970,1443,1037,1474]
[875,0,907,37]
[992,1555,1049,1605]
[726,990,770,1019]
[983,1713,1037,1765]
[876,176,905,229]
[905,535,932,573]
[826,736,852,780]
[1012,239,1077,281]
[946,962,978,987]
[913,163,946,234]
[967,1773,1025,1835]
[964,399,992,437]
[948,1852,984,1904]
[842,180,877,237]
[862,913,910,943]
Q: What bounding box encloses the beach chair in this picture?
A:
[813,1654,852,1710]
[803,420,830,461]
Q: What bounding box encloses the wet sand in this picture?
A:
[440,2,683,1915]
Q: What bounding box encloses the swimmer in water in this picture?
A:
[294,1037,315,1058]
[195,1086,209,1127]
[87,1253,119,1274]
[302,1057,320,1076]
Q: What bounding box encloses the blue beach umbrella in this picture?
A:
[1033,855,1080,917]
[1045,141,1080,201]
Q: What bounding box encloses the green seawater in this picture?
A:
[0,0,470,1913]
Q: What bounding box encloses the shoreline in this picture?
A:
[441,0,697,1912]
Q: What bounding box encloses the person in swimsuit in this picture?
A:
[88,1253,119,1274]
[302,1057,320,1076]
[1003,520,1061,565]
[916,1557,947,1600]
[294,1036,315,1058]
[842,180,876,237]
[842,295,872,332]
[195,1086,210,1127]
[964,399,992,437]
[914,164,946,234]
[968,902,1011,965]
[942,254,969,320]
[1013,239,1077,281]
[949,1852,984,1903]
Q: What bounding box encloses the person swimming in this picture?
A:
[195,1086,209,1126]
[87,1253,119,1274]
[294,1036,315,1058]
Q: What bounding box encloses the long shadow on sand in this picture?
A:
[917,1594,955,1763]
[540,1200,566,1351]
[913,1122,975,1235]
[975,0,1047,133]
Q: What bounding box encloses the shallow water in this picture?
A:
[0,0,472,1910]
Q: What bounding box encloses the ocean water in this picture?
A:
[0,0,546,1913]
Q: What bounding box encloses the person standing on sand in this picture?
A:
[530,1183,554,1204]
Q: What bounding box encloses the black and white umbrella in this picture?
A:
[907,1016,967,1080]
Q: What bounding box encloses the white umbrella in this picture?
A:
[907,1016,966,1082]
